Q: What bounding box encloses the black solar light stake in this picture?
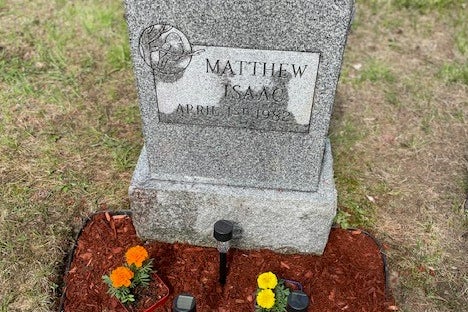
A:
[213,220,233,285]
[286,290,309,312]
[172,293,196,312]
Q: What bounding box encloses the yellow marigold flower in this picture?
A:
[257,271,278,289]
[256,288,275,309]
[110,266,134,288]
[125,245,149,268]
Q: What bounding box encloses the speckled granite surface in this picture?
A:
[124,0,354,192]
[125,0,354,253]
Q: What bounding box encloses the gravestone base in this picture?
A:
[129,140,336,254]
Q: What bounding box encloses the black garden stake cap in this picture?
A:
[213,220,233,242]
[286,291,309,312]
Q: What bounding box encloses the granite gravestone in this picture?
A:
[125,0,354,254]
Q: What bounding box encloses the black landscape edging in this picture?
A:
[57,210,133,312]
[354,229,390,298]
[336,225,391,300]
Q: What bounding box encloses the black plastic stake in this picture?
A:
[219,252,227,284]
[213,220,233,285]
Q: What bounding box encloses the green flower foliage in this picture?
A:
[102,252,154,305]
[255,278,291,312]
[102,275,135,303]
[130,259,153,288]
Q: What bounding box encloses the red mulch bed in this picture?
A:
[61,212,395,312]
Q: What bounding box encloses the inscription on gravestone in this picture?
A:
[139,24,320,133]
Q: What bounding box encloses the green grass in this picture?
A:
[358,59,396,84]
[454,14,468,56]
[393,0,464,11]
[439,62,468,85]
[107,44,131,71]
[0,1,139,310]
[334,1,467,311]
[330,118,377,229]
[384,89,401,107]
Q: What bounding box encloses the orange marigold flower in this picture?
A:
[125,245,149,268]
[110,266,134,288]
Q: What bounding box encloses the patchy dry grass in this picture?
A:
[0,0,466,311]
[332,0,467,311]
[0,0,140,310]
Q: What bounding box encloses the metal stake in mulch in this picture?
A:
[172,293,196,312]
[213,219,234,285]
